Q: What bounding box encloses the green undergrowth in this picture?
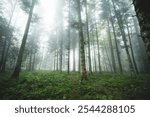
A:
[0,71,150,100]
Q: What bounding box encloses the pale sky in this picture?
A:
[2,0,62,50]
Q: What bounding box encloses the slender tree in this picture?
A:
[77,0,87,81]
[11,0,36,79]
[95,22,102,73]
[111,0,135,73]
[85,0,92,73]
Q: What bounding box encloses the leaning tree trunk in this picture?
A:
[112,0,135,73]
[11,0,35,79]
[133,0,150,61]
[77,0,87,81]
[126,21,139,74]
[110,15,123,74]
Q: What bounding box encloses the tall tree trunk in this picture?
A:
[92,31,97,72]
[59,3,64,72]
[32,53,36,70]
[133,17,147,72]
[78,41,81,72]
[0,0,18,72]
[126,21,139,74]
[29,53,32,71]
[73,45,76,72]
[110,15,123,73]
[59,28,63,72]
[77,0,87,81]
[56,49,59,71]
[95,23,102,73]
[1,39,11,72]
[85,0,92,73]
[112,0,134,73]
[53,52,56,71]
[107,20,116,73]
[11,0,35,79]
[103,41,113,72]
[67,0,71,74]
[133,0,150,61]
[0,37,6,71]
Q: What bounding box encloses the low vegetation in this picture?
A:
[0,71,150,100]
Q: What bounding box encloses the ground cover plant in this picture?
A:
[0,71,150,100]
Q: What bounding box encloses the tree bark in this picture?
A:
[77,0,87,81]
[133,0,150,61]
[110,15,123,73]
[0,37,6,71]
[107,20,116,73]
[85,0,92,73]
[0,0,18,72]
[126,21,139,74]
[73,45,76,72]
[11,0,35,79]
[95,23,102,73]
[112,0,134,73]
[67,0,71,74]
[92,31,97,72]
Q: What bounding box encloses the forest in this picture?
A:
[0,0,150,100]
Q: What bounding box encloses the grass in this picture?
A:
[0,71,150,100]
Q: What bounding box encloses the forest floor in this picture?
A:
[0,71,150,100]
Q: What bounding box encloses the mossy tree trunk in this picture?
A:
[133,0,150,61]
[77,0,87,81]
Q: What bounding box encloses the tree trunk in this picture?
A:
[133,17,148,72]
[103,40,113,72]
[56,49,59,71]
[59,27,63,72]
[0,38,6,71]
[112,0,134,73]
[77,0,87,81]
[133,0,150,61]
[126,21,139,74]
[53,52,56,71]
[73,45,76,72]
[32,53,36,70]
[0,0,18,72]
[1,39,10,72]
[78,41,81,72]
[92,31,97,72]
[95,23,102,73]
[67,0,71,74]
[11,0,35,79]
[85,0,92,73]
[110,15,123,73]
[107,20,116,73]
[29,53,32,71]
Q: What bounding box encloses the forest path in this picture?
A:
[68,74,80,99]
